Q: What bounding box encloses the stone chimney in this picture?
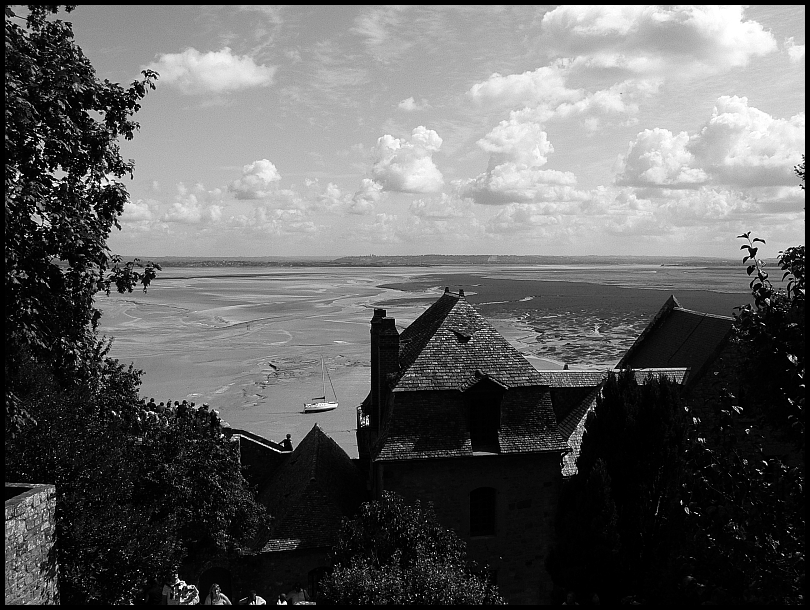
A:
[370,308,399,432]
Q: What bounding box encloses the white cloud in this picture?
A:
[410,193,470,220]
[468,66,654,130]
[121,199,156,222]
[162,183,223,225]
[468,65,577,109]
[617,96,805,189]
[616,128,708,187]
[352,6,412,63]
[350,179,385,215]
[397,96,431,111]
[371,126,444,193]
[689,96,805,187]
[785,37,805,63]
[540,6,777,78]
[145,47,276,94]
[228,159,282,200]
[460,112,587,205]
[485,203,564,235]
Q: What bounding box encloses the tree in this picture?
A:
[319,491,505,605]
[5,356,272,604]
[5,5,159,434]
[547,371,690,604]
[5,7,271,603]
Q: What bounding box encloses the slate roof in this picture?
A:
[256,424,366,552]
[394,291,548,392]
[371,290,568,462]
[617,295,732,386]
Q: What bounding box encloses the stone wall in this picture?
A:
[5,483,58,605]
[379,453,562,604]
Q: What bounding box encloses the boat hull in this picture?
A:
[303,401,338,414]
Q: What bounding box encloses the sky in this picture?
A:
[60,5,805,258]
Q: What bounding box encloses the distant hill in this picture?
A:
[113,254,740,268]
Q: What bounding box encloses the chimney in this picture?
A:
[370,308,399,432]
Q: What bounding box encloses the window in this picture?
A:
[466,377,503,451]
[470,487,496,536]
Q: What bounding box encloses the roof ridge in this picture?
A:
[672,306,734,321]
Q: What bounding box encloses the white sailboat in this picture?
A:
[303,357,338,413]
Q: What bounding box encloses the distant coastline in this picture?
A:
[115,254,740,268]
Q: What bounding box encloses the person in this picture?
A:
[239,590,266,605]
[162,570,181,605]
[162,570,199,606]
[286,584,309,604]
[205,583,232,605]
[276,593,287,605]
[281,434,293,452]
[146,578,164,605]
[562,590,579,605]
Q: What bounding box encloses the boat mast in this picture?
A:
[324,358,338,402]
[321,356,326,398]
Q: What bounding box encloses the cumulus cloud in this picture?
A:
[540,5,777,78]
[121,199,157,222]
[350,178,385,215]
[371,126,444,193]
[468,66,654,130]
[228,159,282,199]
[145,47,276,94]
[398,96,430,111]
[617,96,805,189]
[785,37,805,63]
[689,96,805,187]
[615,128,708,187]
[162,183,223,225]
[468,64,577,109]
[460,112,587,205]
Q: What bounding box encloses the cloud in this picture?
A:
[410,193,470,220]
[784,37,805,63]
[689,96,805,187]
[121,199,156,222]
[540,6,777,78]
[352,6,412,62]
[145,47,276,94]
[371,126,444,193]
[460,112,587,205]
[350,179,385,215]
[615,128,708,188]
[162,183,223,225]
[468,64,577,109]
[228,160,282,200]
[617,96,805,189]
[485,203,564,235]
[398,97,431,111]
[468,66,655,129]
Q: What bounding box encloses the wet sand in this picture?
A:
[96,265,750,458]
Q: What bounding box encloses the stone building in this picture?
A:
[356,288,569,604]
[205,424,366,604]
[5,483,59,605]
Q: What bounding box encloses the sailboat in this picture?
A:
[303,357,338,413]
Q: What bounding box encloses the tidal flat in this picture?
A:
[96,264,751,457]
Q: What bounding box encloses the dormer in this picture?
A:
[464,373,506,453]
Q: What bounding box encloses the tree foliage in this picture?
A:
[548,158,805,604]
[547,371,690,603]
[676,224,804,604]
[319,491,505,605]
[5,5,160,433]
[5,350,272,604]
[5,7,272,604]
